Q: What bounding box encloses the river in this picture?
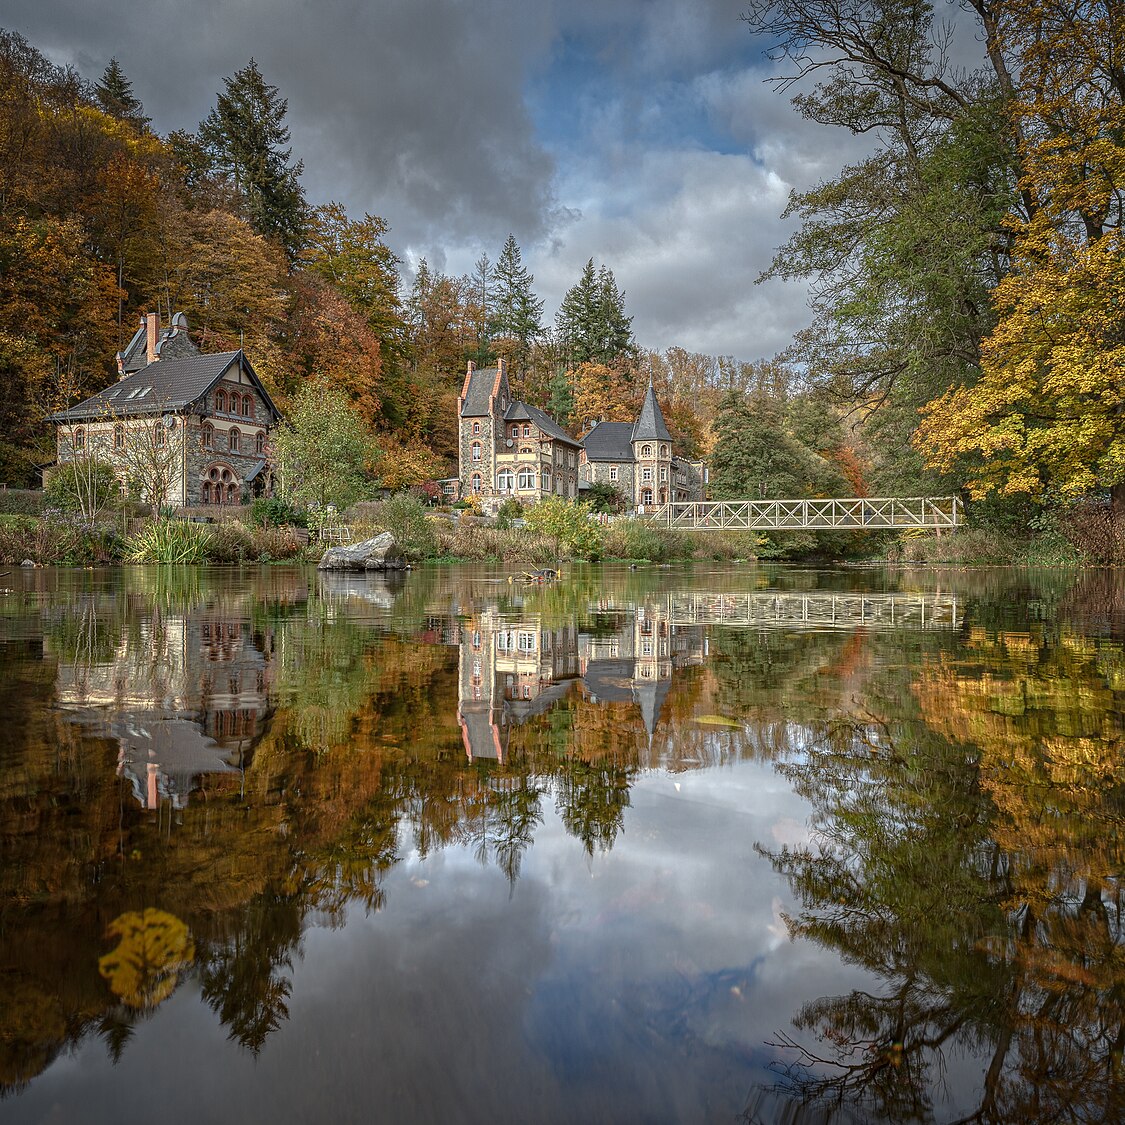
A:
[1,561,1123,1124]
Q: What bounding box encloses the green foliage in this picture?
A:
[585,480,627,514]
[555,259,636,368]
[523,496,606,560]
[494,497,524,529]
[125,519,213,564]
[199,58,307,260]
[0,489,44,516]
[490,234,544,350]
[603,518,693,562]
[95,58,150,129]
[249,496,306,529]
[351,495,437,560]
[45,459,120,519]
[0,514,121,564]
[274,382,376,515]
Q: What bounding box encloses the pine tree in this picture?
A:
[199,59,307,262]
[95,58,150,129]
[490,234,543,353]
[710,391,811,500]
[470,252,493,364]
[554,258,635,367]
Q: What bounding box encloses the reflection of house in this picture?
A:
[48,311,281,507]
[579,600,706,739]
[52,609,274,809]
[457,609,581,762]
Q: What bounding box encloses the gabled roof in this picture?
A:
[581,421,634,462]
[120,322,200,373]
[49,350,281,423]
[504,401,582,447]
[461,366,505,417]
[632,383,673,443]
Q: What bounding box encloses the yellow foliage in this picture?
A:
[98,908,195,1010]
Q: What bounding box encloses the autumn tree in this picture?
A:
[199,59,307,261]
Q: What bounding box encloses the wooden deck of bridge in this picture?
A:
[646,496,962,531]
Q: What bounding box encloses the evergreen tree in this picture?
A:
[470,251,493,365]
[490,234,543,353]
[199,59,307,262]
[555,258,635,367]
[95,58,150,129]
[710,391,815,500]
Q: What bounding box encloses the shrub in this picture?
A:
[249,496,307,529]
[0,513,122,564]
[125,519,213,564]
[523,497,605,560]
[0,489,44,516]
[350,495,437,559]
[1061,499,1125,564]
[45,459,120,519]
[203,521,256,563]
[585,481,628,514]
[252,525,304,562]
[494,498,524,529]
[432,523,557,564]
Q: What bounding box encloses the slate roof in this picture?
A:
[504,401,582,447]
[120,322,200,373]
[49,350,281,423]
[461,367,499,416]
[582,421,634,461]
[632,383,673,443]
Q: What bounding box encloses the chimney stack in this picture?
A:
[145,312,160,364]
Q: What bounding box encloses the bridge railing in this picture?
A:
[645,496,963,531]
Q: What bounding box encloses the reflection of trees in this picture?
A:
[753,618,1125,1124]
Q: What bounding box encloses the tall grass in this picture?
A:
[125,519,213,564]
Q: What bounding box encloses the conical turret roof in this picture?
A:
[632,382,672,443]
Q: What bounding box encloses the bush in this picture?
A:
[350,495,437,559]
[432,522,558,564]
[1061,499,1125,564]
[0,513,122,565]
[585,481,628,514]
[203,521,256,563]
[524,497,605,560]
[249,496,307,529]
[0,489,44,516]
[494,498,523,529]
[45,459,120,518]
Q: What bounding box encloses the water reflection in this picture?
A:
[0,563,1123,1122]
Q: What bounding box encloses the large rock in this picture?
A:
[317,531,406,571]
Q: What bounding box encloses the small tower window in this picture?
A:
[641,444,652,458]
[472,420,481,435]
[471,442,481,461]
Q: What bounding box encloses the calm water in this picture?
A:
[1,562,1124,1124]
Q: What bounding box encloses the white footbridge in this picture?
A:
[646,496,963,532]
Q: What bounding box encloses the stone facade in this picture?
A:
[51,312,280,508]
[458,359,582,510]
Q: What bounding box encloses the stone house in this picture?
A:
[579,383,706,509]
[49,311,281,508]
[458,359,583,508]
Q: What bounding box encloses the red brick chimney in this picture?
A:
[145,312,160,364]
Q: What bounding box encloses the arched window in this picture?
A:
[202,424,213,450]
[543,468,552,492]
[154,422,166,449]
[522,424,531,438]
[471,442,481,461]
[72,427,85,452]
[229,428,240,453]
[510,424,519,439]
[472,420,481,435]
[471,473,482,493]
[201,481,211,504]
[641,444,652,458]
[242,395,252,417]
[642,488,653,505]
[496,470,515,493]
[226,482,238,503]
[517,467,536,490]
[216,389,227,413]
[113,423,125,450]
[256,431,265,455]
[661,444,669,457]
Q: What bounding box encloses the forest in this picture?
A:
[2,0,1124,556]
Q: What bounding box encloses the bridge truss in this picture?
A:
[646,496,963,532]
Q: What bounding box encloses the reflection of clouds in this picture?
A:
[770,816,810,849]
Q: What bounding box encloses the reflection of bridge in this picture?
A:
[667,592,960,630]
[647,496,963,531]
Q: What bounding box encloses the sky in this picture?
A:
[5,0,882,363]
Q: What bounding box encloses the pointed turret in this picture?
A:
[631,382,672,443]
